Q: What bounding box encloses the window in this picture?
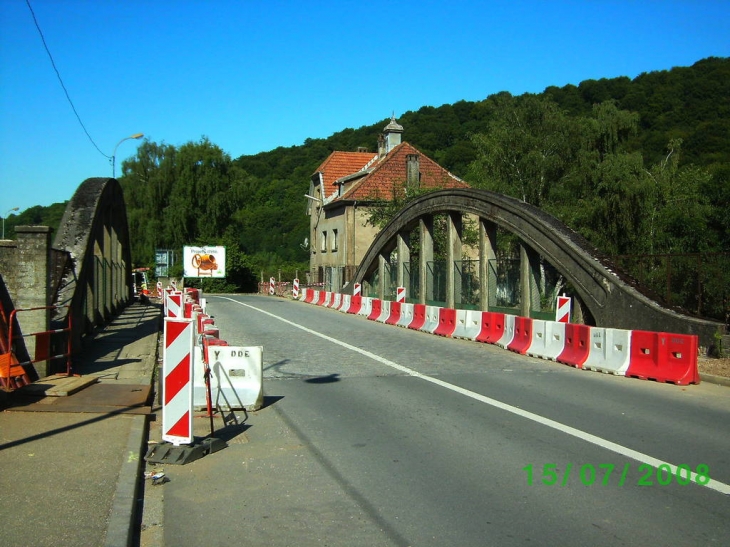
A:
[331,229,338,252]
[321,231,327,253]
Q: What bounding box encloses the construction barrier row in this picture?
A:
[161,287,264,446]
[294,288,700,386]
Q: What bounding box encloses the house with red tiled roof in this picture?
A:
[307,116,468,288]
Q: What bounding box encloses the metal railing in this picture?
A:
[2,305,73,390]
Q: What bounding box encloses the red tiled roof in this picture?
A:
[338,142,468,201]
[313,151,377,189]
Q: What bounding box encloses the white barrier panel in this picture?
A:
[331,293,342,309]
[397,303,414,327]
[339,294,351,312]
[583,328,632,375]
[323,292,332,307]
[358,297,373,317]
[376,300,391,323]
[420,306,440,334]
[495,314,516,349]
[194,345,264,411]
[162,318,194,446]
[300,288,309,302]
[527,320,566,360]
[452,310,482,340]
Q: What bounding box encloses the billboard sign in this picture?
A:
[183,246,226,278]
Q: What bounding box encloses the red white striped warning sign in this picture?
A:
[166,292,182,318]
[162,318,194,445]
[556,295,571,323]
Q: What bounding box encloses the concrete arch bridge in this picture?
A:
[344,188,721,347]
[0,177,133,379]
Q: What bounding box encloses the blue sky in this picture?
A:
[1,0,729,215]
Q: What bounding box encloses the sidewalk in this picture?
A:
[0,299,161,547]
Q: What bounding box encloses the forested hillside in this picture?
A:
[10,57,729,299]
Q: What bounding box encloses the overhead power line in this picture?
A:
[25,0,110,159]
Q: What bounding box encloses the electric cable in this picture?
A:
[25,0,110,159]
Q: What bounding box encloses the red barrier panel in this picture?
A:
[556,324,591,368]
[185,288,200,303]
[626,331,699,385]
[385,301,402,325]
[367,299,382,321]
[316,291,326,306]
[409,304,426,330]
[304,289,315,304]
[196,313,208,334]
[433,308,457,337]
[347,295,362,314]
[507,316,534,354]
[475,312,505,343]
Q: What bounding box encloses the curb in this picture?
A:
[105,305,162,547]
[104,415,150,547]
[700,373,730,388]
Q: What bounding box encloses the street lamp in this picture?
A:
[2,207,20,239]
[111,133,144,178]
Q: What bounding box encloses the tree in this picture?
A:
[467,95,578,208]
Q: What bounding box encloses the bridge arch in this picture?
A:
[348,188,720,345]
[53,177,133,349]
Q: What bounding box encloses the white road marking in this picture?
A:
[215,296,730,496]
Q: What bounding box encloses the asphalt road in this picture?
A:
[149,294,730,547]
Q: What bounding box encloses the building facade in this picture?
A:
[307,117,468,290]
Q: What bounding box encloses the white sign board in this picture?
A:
[183,246,226,278]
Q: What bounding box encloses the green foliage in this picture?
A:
[17,56,730,306]
[2,202,68,240]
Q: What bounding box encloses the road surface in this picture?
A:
[145,294,730,547]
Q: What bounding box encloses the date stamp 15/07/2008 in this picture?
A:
[523,463,711,487]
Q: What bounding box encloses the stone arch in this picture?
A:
[348,188,720,345]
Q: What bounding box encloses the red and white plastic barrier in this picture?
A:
[397,303,414,328]
[495,314,516,349]
[295,289,700,385]
[452,310,482,340]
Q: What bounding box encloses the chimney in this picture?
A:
[406,154,420,188]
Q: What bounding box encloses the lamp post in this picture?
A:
[111,133,144,178]
[2,207,20,239]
